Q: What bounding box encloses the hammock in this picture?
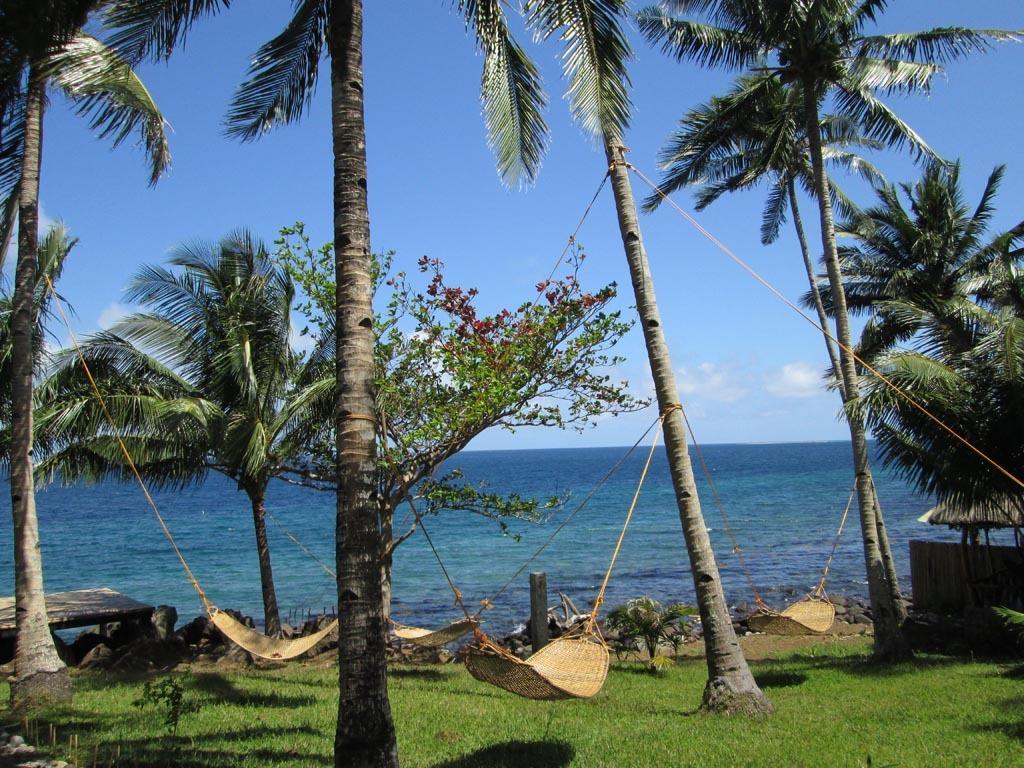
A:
[392,618,478,647]
[458,415,665,700]
[209,607,339,660]
[746,595,835,636]
[44,275,341,664]
[463,634,609,700]
[680,399,853,638]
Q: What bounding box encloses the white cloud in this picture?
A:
[97,302,130,330]
[677,362,747,403]
[764,362,826,399]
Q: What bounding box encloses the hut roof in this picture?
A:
[918,499,1024,529]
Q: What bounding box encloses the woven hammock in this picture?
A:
[209,607,338,660]
[463,635,609,700]
[392,618,478,647]
[746,596,835,636]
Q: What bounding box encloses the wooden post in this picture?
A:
[529,572,549,651]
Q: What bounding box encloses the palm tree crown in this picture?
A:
[837,163,1024,516]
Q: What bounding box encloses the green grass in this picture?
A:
[3,641,1022,767]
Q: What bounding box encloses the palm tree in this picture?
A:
[1,0,168,709]
[1,224,76,428]
[36,232,330,637]
[527,0,770,714]
[643,74,906,616]
[829,162,1024,515]
[637,0,1018,660]
[104,1,548,762]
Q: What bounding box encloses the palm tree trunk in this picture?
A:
[245,483,281,636]
[604,139,771,714]
[787,179,844,394]
[8,68,72,710]
[328,2,398,765]
[801,85,910,660]
[872,484,907,621]
[381,503,393,621]
[789,182,906,618]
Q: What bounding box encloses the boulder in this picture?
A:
[151,605,178,641]
[218,643,253,667]
[79,643,115,671]
[71,630,108,665]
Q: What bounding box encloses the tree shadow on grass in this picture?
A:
[109,725,328,767]
[994,664,1024,679]
[781,653,960,678]
[190,672,316,708]
[754,669,807,689]
[433,740,574,768]
[970,698,1024,744]
[389,667,447,682]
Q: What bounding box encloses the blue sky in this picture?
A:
[16,0,1024,450]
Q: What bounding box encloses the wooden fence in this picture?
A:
[909,539,1023,610]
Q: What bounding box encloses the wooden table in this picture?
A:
[0,588,154,638]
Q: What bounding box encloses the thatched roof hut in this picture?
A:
[918,500,1024,529]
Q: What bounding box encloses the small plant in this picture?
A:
[133,677,201,739]
[994,606,1024,648]
[605,597,696,672]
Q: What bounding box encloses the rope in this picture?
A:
[475,412,663,617]
[627,162,1024,493]
[813,483,856,597]
[678,406,767,608]
[529,170,610,310]
[40,274,212,610]
[264,507,336,579]
[400,494,476,625]
[584,413,664,632]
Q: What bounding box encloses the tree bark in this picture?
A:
[329,2,399,765]
[801,85,910,660]
[872,485,907,621]
[245,482,281,636]
[787,179,844,395]
[789,181,906,618]
[604,138,771,714]
[9,69,72,710]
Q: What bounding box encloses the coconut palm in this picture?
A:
[36,231,332,637]
[829,163,1024,516]
[527,0,770,714]
[1,0,169,709]
[0,224,76,426]
[637,0,1018,660]
[642,74,884,384]
[104,1,548,761]
[643,74,906,616]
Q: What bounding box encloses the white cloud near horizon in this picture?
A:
[97,302,131,330]
[764,362,826,399]
[677,362,747,404]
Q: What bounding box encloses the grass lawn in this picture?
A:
[2,638,1022,767]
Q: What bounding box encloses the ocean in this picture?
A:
[0,441,968,634]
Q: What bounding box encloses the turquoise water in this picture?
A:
[0,441,962,632]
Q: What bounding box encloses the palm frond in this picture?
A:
[846,56,941,94]
[44,33,170,185]
[102,0,231,64]
[0,83,26,198]
[833,82,939,162]
[529,0,633,138]
[856,28,1021,64]
[463,1,548,185]
[225,0,327,141]
[635,9,762,70]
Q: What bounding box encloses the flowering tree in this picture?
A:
[275,224,644,607]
